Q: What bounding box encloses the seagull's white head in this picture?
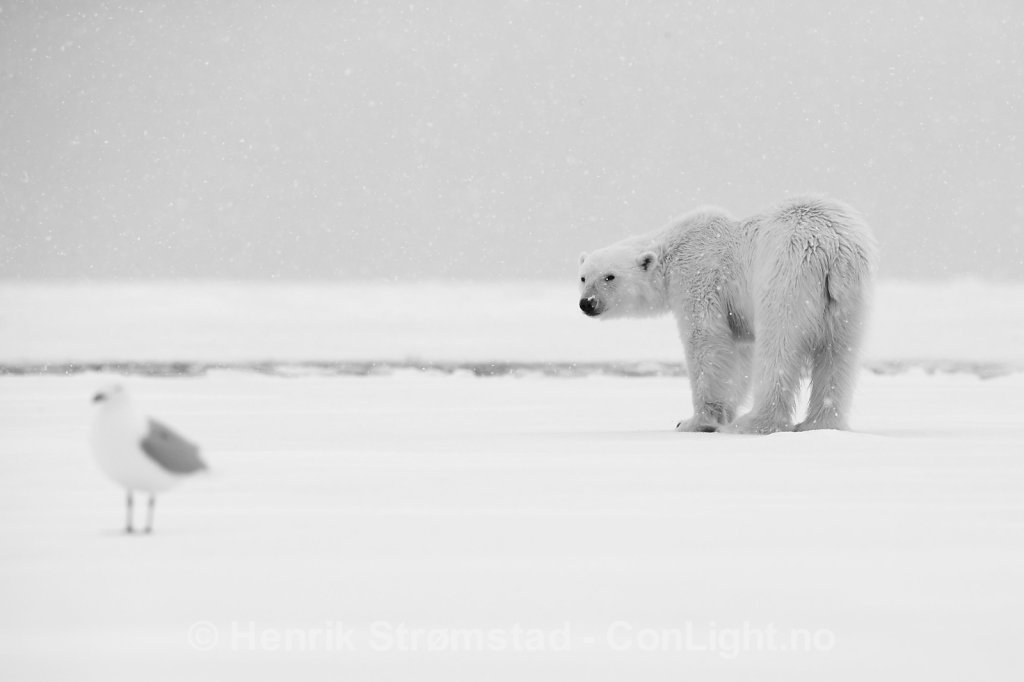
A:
[92,383,130,406]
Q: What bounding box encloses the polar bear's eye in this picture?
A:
[604,274,615,282]
[580,276,585,283]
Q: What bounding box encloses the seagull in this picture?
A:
[89,384,207,533]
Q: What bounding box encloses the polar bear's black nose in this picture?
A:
[579,297,599,316]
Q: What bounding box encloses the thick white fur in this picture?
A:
[578,196,877,434]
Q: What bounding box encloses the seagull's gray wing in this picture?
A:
[140,418,207,474]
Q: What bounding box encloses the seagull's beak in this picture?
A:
[92,393,105,403]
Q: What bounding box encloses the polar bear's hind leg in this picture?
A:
[732,295,811,434]
[796,268,868,431]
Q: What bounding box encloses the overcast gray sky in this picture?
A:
[1,0,1022,280]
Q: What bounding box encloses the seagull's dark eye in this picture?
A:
[604,274,615,282]
[580,276,585,283]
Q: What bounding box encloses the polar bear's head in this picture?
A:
[578,240,668,318]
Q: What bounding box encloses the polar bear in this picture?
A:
[578,196,876,434]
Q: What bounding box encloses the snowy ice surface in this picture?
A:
[1,281,1023,680]
[1,370,1023,680]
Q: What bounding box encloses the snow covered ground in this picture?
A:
[1,281,1023,680]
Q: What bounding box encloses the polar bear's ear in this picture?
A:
[638,251,658,271]
[578,252,588,266]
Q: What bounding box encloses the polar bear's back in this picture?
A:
[743,196,877,303]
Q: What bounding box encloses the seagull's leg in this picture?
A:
[145,494,156,534]
[125,490,134,534]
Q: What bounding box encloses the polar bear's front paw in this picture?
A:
[675,416,720,433]
[728,414,792,435]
